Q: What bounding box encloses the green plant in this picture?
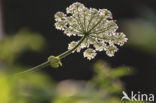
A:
[52,60,134,103]
[0,28,55,103]
[18,2,127,75]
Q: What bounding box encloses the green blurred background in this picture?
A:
[0,0,156,103]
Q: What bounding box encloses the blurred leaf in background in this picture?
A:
[0,72,55,103]
[0,28,45,64]
[52,60,137,103]
[0,28,146,103]
[90,60,132,95]
[0,60,145,103]
[121,8,156,54]
[0,28,55,103]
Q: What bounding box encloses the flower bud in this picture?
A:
[48,56,62,68]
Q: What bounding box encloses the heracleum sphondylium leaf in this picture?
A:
[54,2,128,60]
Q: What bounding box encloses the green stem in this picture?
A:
[58,35,86,59]
[15,35,87,75]
[15,61,50,75]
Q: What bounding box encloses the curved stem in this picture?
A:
[15,35,87,75]
[58,35,86,59]
[14,61,50,75]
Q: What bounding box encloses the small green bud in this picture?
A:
[48,56,62,68]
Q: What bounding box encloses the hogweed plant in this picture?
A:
[17,2,127,74]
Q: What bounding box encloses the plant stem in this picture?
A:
[15,35,87,75]
[58,35,86,59]
[15,61,50,75]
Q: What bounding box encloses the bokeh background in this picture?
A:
[0,0,156,103]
